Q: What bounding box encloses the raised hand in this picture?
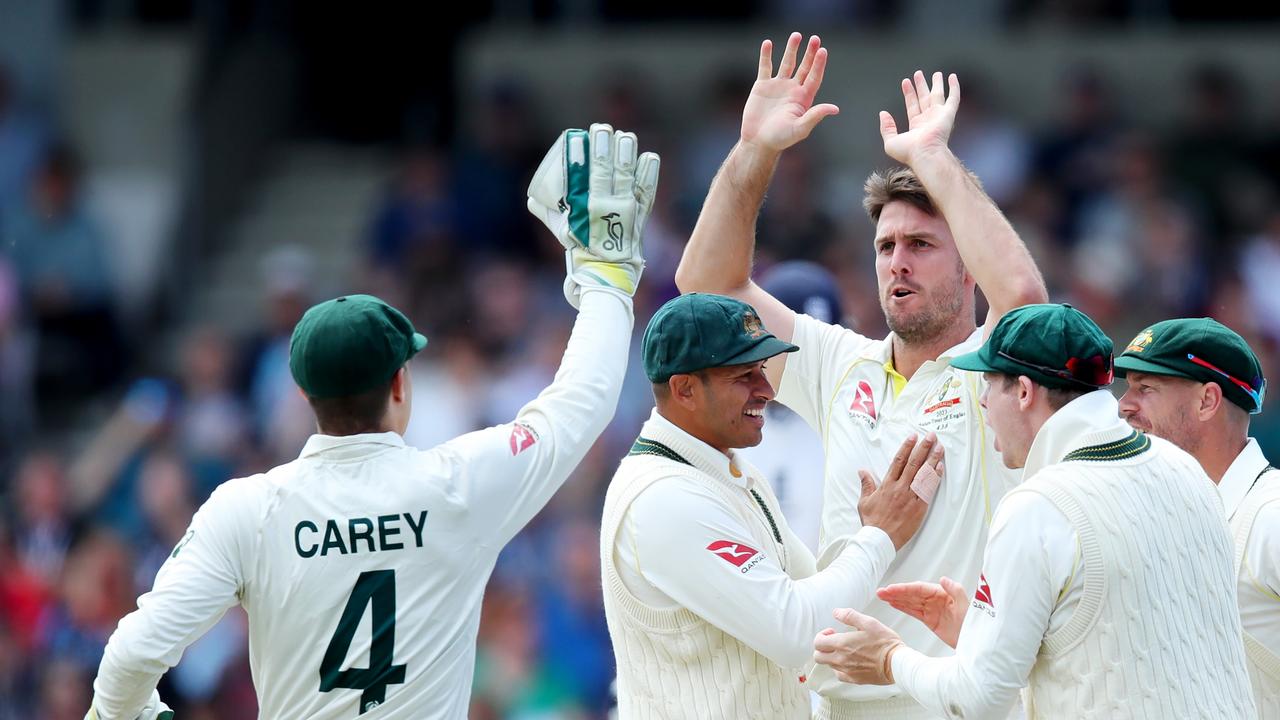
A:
[856,432,945,549]
[876,576,969,648]
[527,123,660,307]
[740,32,840,154]
[880,70,961,167]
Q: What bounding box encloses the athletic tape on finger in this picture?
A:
[911,462,942,504]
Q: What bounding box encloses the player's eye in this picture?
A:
[877,241,893,254]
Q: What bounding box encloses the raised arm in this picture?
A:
[879,71,1047,332]
[675,33,839,384]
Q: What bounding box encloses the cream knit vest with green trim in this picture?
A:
[1232,473,1280,719]
[1013,436,1255,720]
[601,452,810,720]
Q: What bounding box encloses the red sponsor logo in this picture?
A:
[849,380,877,420]
[509,423,538,456]
[974,573,993,607]
[924,397,962,414]
[706,540,759,567]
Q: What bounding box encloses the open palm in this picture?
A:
[880,70,961,166]
[741,33,840,153]
[876,576,969,648]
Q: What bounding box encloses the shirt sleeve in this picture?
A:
[890,490,1079,720]
[776,314,875,439]
[437,288,633,545]
[91,479,258,720]
[627,475,895,669]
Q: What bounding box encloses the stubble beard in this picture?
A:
[882,285,966,345]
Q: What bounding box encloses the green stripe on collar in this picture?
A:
[628,437,691,466]
[1063,430,1151,462]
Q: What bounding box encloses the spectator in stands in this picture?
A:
[11,451,75,590]
[0,143,122,423]
[174,325,250,496]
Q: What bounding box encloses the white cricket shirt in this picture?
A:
[611,409,895,669]
[90,289,633,720]
[1220,439,1280,668]
[777,314,1018,709]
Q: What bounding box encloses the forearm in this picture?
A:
[675,141,780,295]
[517,288,633,447]
[890,647,1021,720]
[733,526,894,668]
[92,623,168,720]
[911,149,1046,317]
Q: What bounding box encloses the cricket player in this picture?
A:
[602,292,945,719]
[674,32,1047,718]
[85,123,659,720]
[814,304,1256,720]
[1115,318,1279,717]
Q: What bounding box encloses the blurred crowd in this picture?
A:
[5,35,1280,720]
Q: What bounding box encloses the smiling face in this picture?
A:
[1118,371,1203,453]
[686,360,775,452]
[874,201,974,344]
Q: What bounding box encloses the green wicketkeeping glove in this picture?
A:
[527,122,660,307]
[86,689,174,720]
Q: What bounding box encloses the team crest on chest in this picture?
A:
[921,376,963,430]
[847,380,878,427]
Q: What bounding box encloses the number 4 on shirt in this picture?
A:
[320,569,407,715]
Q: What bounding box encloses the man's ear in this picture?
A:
[1197,382,1226,422]
[669,374,699,410]
[389,366,409,403]
[1017,375,1037,411]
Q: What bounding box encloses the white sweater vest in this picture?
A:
[1232,475,1280,719]
[1013,436,1255,719]
[601,452,810,720]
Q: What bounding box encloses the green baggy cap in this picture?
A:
[951,303,1114,390]
[643,293,798,383]
[289,294,428,398]
[1115,318,1265,414]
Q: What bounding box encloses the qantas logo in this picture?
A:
[849,380,877,420]
[706,540,759,567]
[974,573,994,608]
[509,423,539,456]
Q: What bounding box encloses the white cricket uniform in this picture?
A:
[890,391,1256,719]
[1220,439,1280,717]
[90,289,633,720]
[603,409,895,719]
[777,314,1018,718]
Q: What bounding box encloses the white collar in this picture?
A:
[1218,438,1271,519]
[299,431,406,459]
[1023,390,1135,478]
[641,409,754,489]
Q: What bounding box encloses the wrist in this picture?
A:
[735,138,784,166]
[906,146,958,174]
[883,640,904,684]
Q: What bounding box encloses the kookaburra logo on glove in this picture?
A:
[602,212,624,250]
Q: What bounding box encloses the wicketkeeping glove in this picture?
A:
[527,122,660,307]
[86,689,174,720]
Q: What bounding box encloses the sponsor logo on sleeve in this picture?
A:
[706,539,766,573]
[509,423,539,456]
[972,573,996,617]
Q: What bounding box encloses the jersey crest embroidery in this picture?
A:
[509,423,539,456]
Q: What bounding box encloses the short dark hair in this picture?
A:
[307,379,394,435]
[995,373,1089,411]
